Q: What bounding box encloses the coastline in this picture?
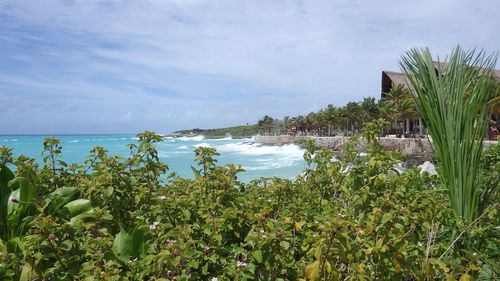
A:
[253,135,499,166]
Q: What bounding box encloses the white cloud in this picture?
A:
[0,0,499,134]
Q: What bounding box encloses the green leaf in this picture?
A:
[306,260,320,280]
[131,225,146,258]
[113,226,132,263]
[64,199,92,217]
[50,186,78,199]
[381,213,392,225]
[19,263,34,281]
[280,241,290,250]
[0,164,15,198]
[0,164,15,237]
[252,249,263,263]
[459,273,471,281]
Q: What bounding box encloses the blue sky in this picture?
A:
[1,0,499,134]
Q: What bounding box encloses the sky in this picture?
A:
[0,0,499,134]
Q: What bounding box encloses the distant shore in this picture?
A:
[169,124,259,139]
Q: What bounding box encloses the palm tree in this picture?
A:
[398,97,418,136]
[344,102,361,135]
[378,101,397,136]
[382,83,414,136]
[325,105,336,136]
[294,115,306,135]
[359,97,379,123]
[257,115,275,135]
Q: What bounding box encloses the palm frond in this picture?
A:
[399,46,497,223]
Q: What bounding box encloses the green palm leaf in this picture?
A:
[400,46,497,223]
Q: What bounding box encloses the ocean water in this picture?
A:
[1,135,307,182]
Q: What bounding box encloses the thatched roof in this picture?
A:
[381,71,410,97]
[381,62,500,98]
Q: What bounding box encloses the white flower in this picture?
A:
[211,278,219,281]
[159,195,166,200]
[149,221,160,230]
[236,261,248,268]
[417,242,423,247]
[473,252,477,256]
[166,239,177,244]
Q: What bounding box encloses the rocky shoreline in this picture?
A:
[254,135,498,167]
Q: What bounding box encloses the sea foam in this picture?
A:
[178,135,205,141]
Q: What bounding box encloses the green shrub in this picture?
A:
[0,124,498,280]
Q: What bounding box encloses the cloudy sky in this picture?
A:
[1,0,499,134]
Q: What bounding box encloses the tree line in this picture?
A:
[258,82,500,138]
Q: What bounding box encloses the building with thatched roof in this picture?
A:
[382,62,500,97]
[381,62,500,139]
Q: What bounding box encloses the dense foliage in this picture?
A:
[174,125,259,138]
[0,122,498,280]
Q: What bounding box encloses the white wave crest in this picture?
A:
[68,140,79,143]
[217,142,303,157]
[177,145,189,150]
[216,142,305,171]
[207,136,233,141]
[178,135,205,141]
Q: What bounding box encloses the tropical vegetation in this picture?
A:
[256,78,498,139]
[0,122,499,280]
[400,46,498,224]
[1,47,499,280]
[173,125,259,138]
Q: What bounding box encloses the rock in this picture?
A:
[419,161,437,176]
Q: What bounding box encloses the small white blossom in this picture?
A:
[159,195,166,200]
[166,239,176,244]
[149,221,160,230]
[236,261,248,268]
[473,252,477,256]
[417,242,423,247]
[211,278,219,281]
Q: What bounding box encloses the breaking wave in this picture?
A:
[177,135,205,141]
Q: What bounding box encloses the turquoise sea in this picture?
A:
[1,135,306,182]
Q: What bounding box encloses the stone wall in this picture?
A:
[254,135,497,155]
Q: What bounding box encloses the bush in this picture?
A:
[0,124,498,280]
